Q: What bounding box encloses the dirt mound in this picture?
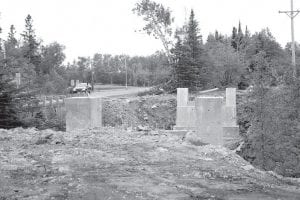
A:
[102,95,176,130]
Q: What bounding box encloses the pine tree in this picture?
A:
[237,21,244,51]
[21,15,41,74]
[173,32,191,88]
[7,25,18,48]
[231,27,238,50]
[0,78,24,128]
[172,10,207,90]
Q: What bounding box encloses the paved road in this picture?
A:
[89,86,151,98]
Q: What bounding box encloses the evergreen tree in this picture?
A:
[237,21,244,51]
[172,10,208,90]
[21,15,41,74]
[7,25,18,48]
[172,32,191,88]
[231,27,238,50]
[5,24,36,84]
[0,78,24,128]
[0,26,3,52]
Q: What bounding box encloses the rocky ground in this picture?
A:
[1,128,300,200]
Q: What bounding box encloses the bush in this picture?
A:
[239,83,300,177]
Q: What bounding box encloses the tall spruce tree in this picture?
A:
[173,10,207,90]
[21,15,41,74]
[231,27,238,50]
[237,21,244,51]
[7,25,18,48]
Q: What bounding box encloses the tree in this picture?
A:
[21,15,41,74]
[246,29,287,85]
[40,42,65,74]
[172,10,208,90]
[240,52,300,177]
[247,28,284,60]
[0,78,24,128]
[231,27,238,50]
[7,25,18,48]
[236,21,244,51]
[206,40,247,87]
[133,0,174,62]
[4,24,36,85]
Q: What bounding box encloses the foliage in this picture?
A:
[40,42,66,75]
[0,79,24,128]
[172,10,209,91]
[66,52,170,87]
[21,15,41,74]
[206,38,247,88]
[133,0,174,61]
[239,52,300,177]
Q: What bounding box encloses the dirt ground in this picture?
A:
[1,128,300,200]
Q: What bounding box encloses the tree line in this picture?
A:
[133,0,296,91]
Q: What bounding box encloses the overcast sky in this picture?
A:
[0,0,299,62]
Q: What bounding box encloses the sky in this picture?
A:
[0,0,299,62]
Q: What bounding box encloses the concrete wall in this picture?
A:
[175,88,240,148]
[176,106,196,128]
[175,88,196,130]
[195,97,224,146]
[65,97,102,132]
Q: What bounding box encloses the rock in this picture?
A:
[35,133,54,145]
[242,165,254,171]
[185,131,208,146]
[136,125,149,131]
[151,104,158,109]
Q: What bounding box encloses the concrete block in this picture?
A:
[65,97,102,132]
[195,96,224,146]
[76,80,80,86]
[70,80,75,87]
[226,88,236,107]
[223,105,237,126]
[177,88,188,107]
[176,106,196,128]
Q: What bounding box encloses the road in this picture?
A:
[90,86,151,98]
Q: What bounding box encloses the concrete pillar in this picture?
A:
[175,88,195,130]
[76,80,80,86]
[70,80,75,87]
[177,88,188,107]
[224,88,237,126]
[15,73,21,88]
[195,96,224,146]
[65,97,102,132]
[226,88,236,107]
[223,106,237,126]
